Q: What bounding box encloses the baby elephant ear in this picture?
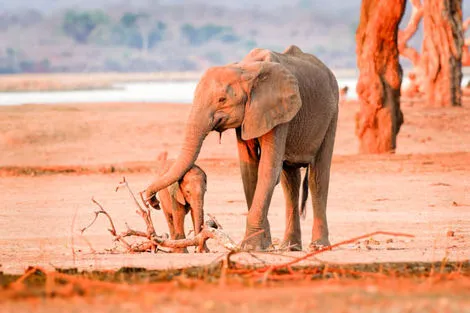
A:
[169,182,186,205]
[175,188,186,205]
[241,62,302,140]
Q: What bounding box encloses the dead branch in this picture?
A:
[207,213,223,229]
[116,177,157,239]
[80,197,133,251]
[81,177,238,254]
[155,223,237,253]
[398,0,423,65]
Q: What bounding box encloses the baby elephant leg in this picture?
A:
[172,204,188,253]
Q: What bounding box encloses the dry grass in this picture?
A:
[1,261,468,303]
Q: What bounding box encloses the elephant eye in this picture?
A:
[218,97,226,103]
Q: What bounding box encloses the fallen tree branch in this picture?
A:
[80,197,133,251]
[155,221,237,253]
[81,177,238,254]
[116,177,157,239]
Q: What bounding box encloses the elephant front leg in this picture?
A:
[280,165,302,251]
[172,204,189,253]
[236,128,260,209]
[164,211,176,240]
[241,125,288,251]
[190,204,209,253]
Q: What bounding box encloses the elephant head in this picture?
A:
[145,58,302,204]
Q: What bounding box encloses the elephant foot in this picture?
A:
[241,228,272,251]
[308,238,331,252]
[280,235,302,251]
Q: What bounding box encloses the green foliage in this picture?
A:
[108,13,166,49]
[120,12,140,28]
[148,22,167,48]
[62,10,109,43]
[181,23,238,46]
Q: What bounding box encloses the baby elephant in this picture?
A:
[152,152,208,253]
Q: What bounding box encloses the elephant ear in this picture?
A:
[168,182,186,205]
[241,62,301,140]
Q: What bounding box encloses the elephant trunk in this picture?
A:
[192,197,205,235]
[146,110,210,200]
[192,195,209,252]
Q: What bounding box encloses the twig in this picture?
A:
[207,213,223,229]
[139,190,151,209]
[237,229,265,249]
[116,177,145,214]
[116,177,157,238]
[262,231,415,273]
[81,197,133,251]
[71,205,79,266]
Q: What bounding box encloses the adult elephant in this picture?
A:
[146,45,339,251]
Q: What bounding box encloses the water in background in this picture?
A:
[0,76,469,106]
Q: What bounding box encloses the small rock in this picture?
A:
[446,230,455,237]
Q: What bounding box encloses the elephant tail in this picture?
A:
[300,166,309,220]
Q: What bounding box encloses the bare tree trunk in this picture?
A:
[398,0,424,98]
[462,17,470,67]
[421,0,463,107]
[355,0,406,154]
[398,0,423,66]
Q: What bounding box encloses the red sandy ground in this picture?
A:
[0,99,469,311]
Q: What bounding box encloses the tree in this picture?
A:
[421,0,463,107]
[398,0,465,106]
[355,0,406,153]
[112,13,166,52]
[181,24,235,46]
[63,10,109,43]
[464,18,470,66]
[398,0,424,98]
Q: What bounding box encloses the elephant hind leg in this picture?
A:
[280,165,302,251]
[309,116,337,249]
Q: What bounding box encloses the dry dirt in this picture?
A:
[1,99,469,312]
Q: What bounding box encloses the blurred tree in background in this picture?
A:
[0,1,467,73]
[181,24,239,46]
[62,10,109,43]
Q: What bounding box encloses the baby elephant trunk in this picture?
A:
[191,195,205,235]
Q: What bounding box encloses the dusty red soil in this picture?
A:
[2,275,470,313]
[1,99,469,311]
